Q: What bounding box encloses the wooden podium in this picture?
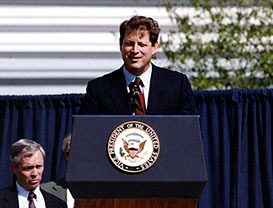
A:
[66,116,206,208]
[74,198,198,208]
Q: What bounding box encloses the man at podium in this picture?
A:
[79,15,198,116]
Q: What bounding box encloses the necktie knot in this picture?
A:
[28,191,36,200]
[134,77,143,86]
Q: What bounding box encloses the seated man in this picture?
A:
[0,139,67,208]
[41,133,74,208]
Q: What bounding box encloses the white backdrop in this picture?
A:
[0,5,173,95]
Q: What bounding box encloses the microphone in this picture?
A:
[128,82,144,115]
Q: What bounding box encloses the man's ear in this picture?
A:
[152,42,158,55]
[119,39,123,52]
[10,163,17,174]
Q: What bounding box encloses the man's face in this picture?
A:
[120,29,158,76]
[11,150,44,191]
[64,142,70,165]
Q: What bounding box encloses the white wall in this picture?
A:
[0,5,173,95]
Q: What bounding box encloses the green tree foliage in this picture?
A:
[160,0,273,89]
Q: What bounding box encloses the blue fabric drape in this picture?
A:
[0,94,82,188]
[0,89,272,208]
[195,89,273,208]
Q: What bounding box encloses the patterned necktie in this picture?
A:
[28,191,36,208]
[134,77,145,115]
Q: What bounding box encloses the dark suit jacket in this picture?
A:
[40,177,67,203]
[0,184,67,208]
[79,64,199,115]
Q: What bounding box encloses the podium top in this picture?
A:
[73,115,200,118]
[67,115,206,198]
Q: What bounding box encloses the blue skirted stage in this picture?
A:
[0,89,272,208]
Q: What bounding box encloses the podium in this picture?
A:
[66,115,207,208]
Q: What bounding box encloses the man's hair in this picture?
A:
[62,132,72,152]
[119,15,161,46]
[10,139,46,165]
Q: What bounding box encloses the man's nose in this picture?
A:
[31,168,38,177]
[132,43,139,53]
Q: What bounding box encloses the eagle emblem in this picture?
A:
[108,121,160,173]
[122,133,147,160]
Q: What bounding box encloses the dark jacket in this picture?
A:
[0,184,67,208]
[40,177,67,203]
[79,64,199,115]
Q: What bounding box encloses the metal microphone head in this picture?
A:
[132,89,140,99]
[129,83,140,99]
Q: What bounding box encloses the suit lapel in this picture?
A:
[108,67,131,114]
[3,185,19,208]
[41,179,66,202]
[146,65,165,114]
[42,188,58,207]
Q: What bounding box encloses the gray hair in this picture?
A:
[62,133,72,152]
[10,139,46,165]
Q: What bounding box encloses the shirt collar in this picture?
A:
[123,64,152,88]
[16,181,40,197]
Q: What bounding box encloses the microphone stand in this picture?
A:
[129,82,144,115]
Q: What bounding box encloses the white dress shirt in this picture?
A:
[123,64,152,110]
[16,182,46,208]
[66,188,75,208]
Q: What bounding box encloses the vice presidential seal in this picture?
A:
[107,121,160,173]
